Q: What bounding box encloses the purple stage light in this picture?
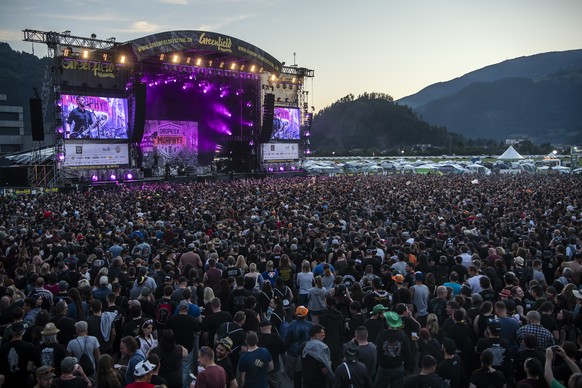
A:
[305,149,311,155]
[91,175,98,182]
[291,166,297,171]
[304,131,310,137]
[57,127,64,134]
[246,101,252,108]
[267,167,274,172]
[110,174,116,180]
[249,140,255,146]
[279,166,285,171]
[57,153,65,161]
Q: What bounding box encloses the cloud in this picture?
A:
[198,14,254,30]
[37,13,125,22]
[115,21,163,33]
[0,29,23,41]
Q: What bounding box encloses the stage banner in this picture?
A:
[261,143,299,161]
[141,120,198,167]
[63,142,129,168]
[60,58,127,90]
[129,31,282,74]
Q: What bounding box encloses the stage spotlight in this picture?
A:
[172,54,180,63]
[110,174,116,181]
[292,77,296,83]
[120,55,126,64]
[304,131,310,137]
[249,140,255,146]
[279,166,285,172]
[305,149,311,155]
[103,53,108,61]
[230,63,236,70]
[270,75,277,81]
[246,101,252,108]
[186,57,191,64]
[267,166,274,172]
[291,166,297,171]
[259,67,263,73]
[196,58,202,66]
[126,173,133,180]
[240,65,245,71]
[91,175,98,182]
[160,54,165,61]
[63,47,72,57]
[82,50,89,59]
[250,65,256,72]
[57,153,65,161]
[219,61,225,68]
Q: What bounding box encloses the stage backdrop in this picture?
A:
[141,120,198,167]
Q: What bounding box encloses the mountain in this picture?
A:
[310,92,464,153]
[0,42,51,136]
[397,50,582,144]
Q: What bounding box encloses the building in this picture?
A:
[0,94,29,154]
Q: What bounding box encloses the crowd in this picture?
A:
[0,173,581,388]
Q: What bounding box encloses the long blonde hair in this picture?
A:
[203,287,215,305]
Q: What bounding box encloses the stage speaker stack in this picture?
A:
[131,83,146,143]
[29,98,44,141]
[260,93,275,143]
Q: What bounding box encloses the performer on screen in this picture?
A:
[65,96,94,139]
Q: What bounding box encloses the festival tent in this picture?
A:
[497,145,524,160]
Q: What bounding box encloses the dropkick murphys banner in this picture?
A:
[141,120,198,167]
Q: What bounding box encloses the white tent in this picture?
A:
[497,145,524,160]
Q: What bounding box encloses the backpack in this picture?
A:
[274,287,291,309]
[156,299,173,329]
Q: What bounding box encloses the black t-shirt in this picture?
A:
[475,337,511,373]
[469,368,506,388]
[165,314,201,352]
[436,355,464,388]
[302,354,327,387]
[52,376,88,388]
[201,311,233,347]
[540,314,559,334]
[363,317,386,344]
[257,332,285,371]
[0,339,37,386]
[404,372,447,388]
[216,356,236,385]
[122,317,147,338]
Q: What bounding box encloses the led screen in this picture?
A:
[60,94,128,139]
[271,107,300,140]
[63,142,129,167]
[261,143,299,161]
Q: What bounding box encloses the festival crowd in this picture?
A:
[0,174,581,388]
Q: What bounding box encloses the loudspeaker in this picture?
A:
[131,83,146,143]
[29,98,44,141]
[260,94,275,143]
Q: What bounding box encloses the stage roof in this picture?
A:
[118,30,283,75]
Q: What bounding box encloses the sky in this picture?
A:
[1,0,581,112]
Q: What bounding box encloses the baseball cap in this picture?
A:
[60,357,78,373]
[217,337,233,351]
[134,360,157,377]
[179,300,189,310]
[488,319,502,334]
[414,271,424,281]
[295,306,309,317]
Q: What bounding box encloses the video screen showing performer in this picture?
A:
[61,94,129,139]
[271,107,300,140]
